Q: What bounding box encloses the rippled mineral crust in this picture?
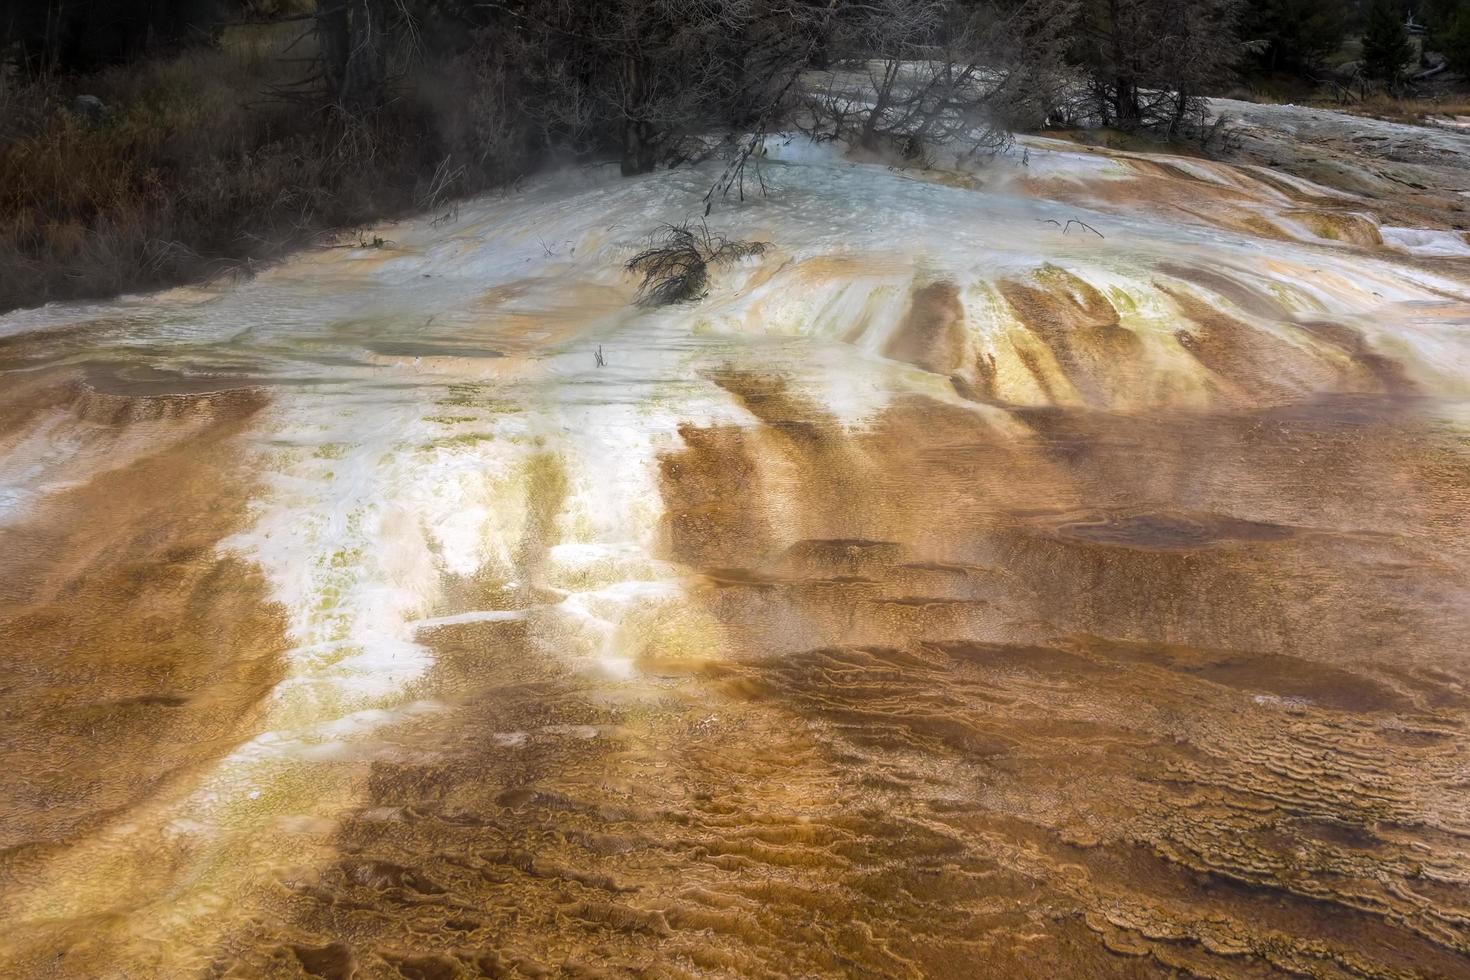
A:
[1,102,1470,979]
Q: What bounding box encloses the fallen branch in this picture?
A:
[1037,218,1104,238]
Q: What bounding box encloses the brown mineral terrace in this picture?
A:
[1,107,1468,978]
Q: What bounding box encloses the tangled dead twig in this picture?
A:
[703,0,844,215]
[626,222,768,307]
[430,203,460,228]
[1036,218,1105,238]
[416,154,466,214]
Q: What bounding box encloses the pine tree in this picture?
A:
[1441,2,1470,74]
[1239,0,1348,73]
[1361,0,1412,88]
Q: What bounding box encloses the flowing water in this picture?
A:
[1,120,1469,979]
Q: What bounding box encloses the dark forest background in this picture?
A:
[0,0,1463,311]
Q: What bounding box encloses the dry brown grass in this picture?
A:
[1333,92,1470,125]
[1222,75,1470,129]
[0,24,488,313]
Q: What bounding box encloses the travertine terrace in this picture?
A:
[2,105,1469,978]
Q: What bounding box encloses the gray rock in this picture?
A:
[72,94,108,124]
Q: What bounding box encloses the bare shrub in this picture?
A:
[799,0,1078,163]
[1074,0,1242,137]
[627,222,768,306]
[472,0,813,177]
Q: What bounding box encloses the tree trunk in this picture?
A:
[620,54,657,176]
[1168,84,1191,140]
[1114,76,1140,130]
[858,60,901,150]
[318,0,388,114]
[621,119,657,176]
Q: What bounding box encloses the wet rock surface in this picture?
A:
[0,104,1468,978]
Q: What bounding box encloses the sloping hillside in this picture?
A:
[2,106,1469,978]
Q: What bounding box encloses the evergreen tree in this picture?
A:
[3,0,234,75]
[1239,0,1348,73]
[1439,1,1470,73]
[1361,0,1412,87]
[1423,0,1459,32]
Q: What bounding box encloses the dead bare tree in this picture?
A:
[1074,0,1242,136]
[317,0,392,114]
[463,0,813,176]
[797,0,1079,163]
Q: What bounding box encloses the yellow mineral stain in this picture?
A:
[0,374,290,976]
[3,117,1470,980]
[209,370,1470,979]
